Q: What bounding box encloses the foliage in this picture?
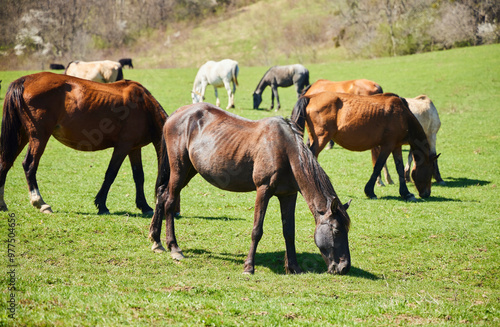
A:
[0,0,499,70]
[0,44,499,325]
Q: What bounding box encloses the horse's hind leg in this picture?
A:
[0,136,28,211]
[22,139,53,213]
[224,81,235,109]
[128,148,153,214]
[95,146,129,214]
[214,87,221,108]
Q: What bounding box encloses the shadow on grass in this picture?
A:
[378,195,460,202]
[441,177,491,188]
[187,248,378,279]
[177,215,245,221]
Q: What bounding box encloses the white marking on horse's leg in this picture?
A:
[29,189,53,213]
[0,185,7,211]
[151,241,166,253]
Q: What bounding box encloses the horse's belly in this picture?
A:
[196,165,256,192]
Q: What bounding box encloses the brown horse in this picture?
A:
[0,72,167,214]
[305,79,383,96]
[291,91,436,201]
[149,103,351,275]
[304,79,383,150]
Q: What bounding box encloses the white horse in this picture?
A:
[191,59,239,110]
[378,95,445,186]
[64,60,123,83]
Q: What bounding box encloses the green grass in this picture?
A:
[0,44,499,326]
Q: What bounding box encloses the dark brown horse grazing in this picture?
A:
[0,72,167,214]
[149,103,351,275]
[291,91,436,201]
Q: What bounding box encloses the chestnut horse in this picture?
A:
[291,91,436,201]
[305,79,383,97]
[0,72,167,214]
[149,103,351,275]
[304,79,383,150]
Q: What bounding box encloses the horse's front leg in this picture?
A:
[214,87,221,108]
[273,86,281,111]
[278,193,302,274]
[22,139,53,213]
[365,147,391,199]
[372,147,394,186]
[128,148,154,215]
[95,146,129,214]
[393,147,417,202]
[244,186,272,274]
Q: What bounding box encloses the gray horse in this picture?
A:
[253,64,309,111]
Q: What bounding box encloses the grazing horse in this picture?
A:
[49,63,65,70]
[305,79,383,96]
[0,72,167,214]
[118,58,134,69]
[376,95,445,186]
[191,59,239,110]
[65,60,124,83]
[291,91,436,201]
[149,103,351,275]
[253,64,310,111]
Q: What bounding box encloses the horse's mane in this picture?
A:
[254,66,276,92]
[285,119,350,230]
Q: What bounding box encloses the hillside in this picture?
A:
[1,0,498,70]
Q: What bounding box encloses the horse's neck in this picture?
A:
[254,76,270,94]
[288,139,332,218]
[407,112,431,161]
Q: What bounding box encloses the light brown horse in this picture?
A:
[0,72,167,214]
[291,91,437,201]
[149,103,351,275]
[304,79,383,150]
[305,79,383,97]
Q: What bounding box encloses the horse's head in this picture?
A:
[191,90,204,104]
[314,197,351,275]
[252,92,262,109]
[412,153,440,198]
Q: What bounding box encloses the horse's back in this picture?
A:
[165,103,294,191]
[307,92,410,150]
[307,79,382,96]
[405,95,441,135]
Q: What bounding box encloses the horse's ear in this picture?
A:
[343,199,352,211]
[330,197,341,213]
[432,153,441,161]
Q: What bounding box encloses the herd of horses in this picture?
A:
[0,58,445,275]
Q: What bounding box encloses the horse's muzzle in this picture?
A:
[328,260,351,275]
[419,189,431,198]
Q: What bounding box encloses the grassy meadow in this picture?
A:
[0,44,499,326]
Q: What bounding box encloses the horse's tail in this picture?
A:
[232,64,239,87]
[304,69,310,87]
[1,78,26,165]
[116,66,124,81]
[290,95,310,138]
[155,133,170,199]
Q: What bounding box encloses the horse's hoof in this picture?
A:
[171,251,185,260]
[436,180,446,186]
[40,204,53,213]
[98,210,111,215]
[366,195,378,200]
[404,194,418,202]
[242,270,254,275]
[142,209,154,215]
[151,242,166,253]
[0,204,8,211]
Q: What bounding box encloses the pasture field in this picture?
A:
[0,44,499,326]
